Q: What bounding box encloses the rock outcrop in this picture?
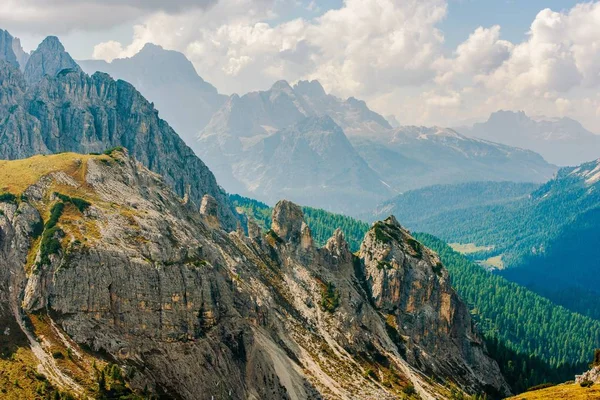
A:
[360,217,509,396]
[576,366,600,384]
[24,36,81,85]
[0,31,239,230]
[0,151,511,399]
[0,29,19,68]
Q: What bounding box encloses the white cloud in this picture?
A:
[434,25,513,86]
[92,40,124,62]
[91,0,447,95]
[0,0,217,33]
[61,0,600,131]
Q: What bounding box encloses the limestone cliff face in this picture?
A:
[0,151,510,399]
[0,32,238,230]
[360,217,509,396]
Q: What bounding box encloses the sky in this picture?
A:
[1,0,599,132]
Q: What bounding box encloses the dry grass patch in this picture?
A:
[507,382,600,399]
[0,153,108,195]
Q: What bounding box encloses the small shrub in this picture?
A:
[373,223,390,243]
[0,192,17,203]
[377,260,391,270]
[527,382,556,391]
[53,193,91,212]
[406,238,423,259]
[266,229,284,244]
[320,281,340,313]
[403,383,416,395]
[580,380,594,388]
[46,202,65,230]
[432,262,443,276]
[103,146,125,156]
[363,367,377,380]
[52,351,64,359]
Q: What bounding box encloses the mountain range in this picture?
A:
[0,148,510,399]
[0,29,239,230]
[197,79,557,213]
[1,27,598,398]
[458,110,600,166]
[72,43,558,214]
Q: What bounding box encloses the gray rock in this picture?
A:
[24,36,81,85]
[0,151,511,399]
[78,44,227,146]
[0,32,239,230]
[0,29,19,68]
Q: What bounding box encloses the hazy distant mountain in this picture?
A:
[199,79,391,141]
[200,115,392,214]
[350,126,557,192]
[79,44,227,146]
[199,81,558,212]
[459,110,600,166]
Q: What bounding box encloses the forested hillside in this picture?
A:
[369,181,538,225]
[416,234,599,372]
[401,161,600,319]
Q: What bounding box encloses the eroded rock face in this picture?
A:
[360,216,510,396]
[0,33,238,230]
[0,152,511,399]
[199,194,220,229]
[271,200,304,243]
[0,29,19,68]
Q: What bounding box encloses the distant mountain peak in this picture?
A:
[0,29,19,68]
[38,35,65,52]
[139,42,165,52]
[270,79,293,91]
[294,80,326,97]
[464,109,600,165]
[24,35,81,85]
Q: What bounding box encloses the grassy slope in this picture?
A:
[506,383,600,399]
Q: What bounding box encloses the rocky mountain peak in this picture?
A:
[24,35,81,85]
[271,200,306,243]
[294,79,326,98]
[11,36,29,71]
[0,150,510,399]
[359,216,511,395]
[270,79,293,92]
[0,29,18,68]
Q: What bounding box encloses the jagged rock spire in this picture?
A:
[325,229,351,259]
[24,35,81,85]
[0,29,18,68]
[200,194,220,229]
[247,218,261,241]
[271,200,310,246]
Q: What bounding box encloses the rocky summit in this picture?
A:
[0,150,510,399]
[0,32,239,230]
